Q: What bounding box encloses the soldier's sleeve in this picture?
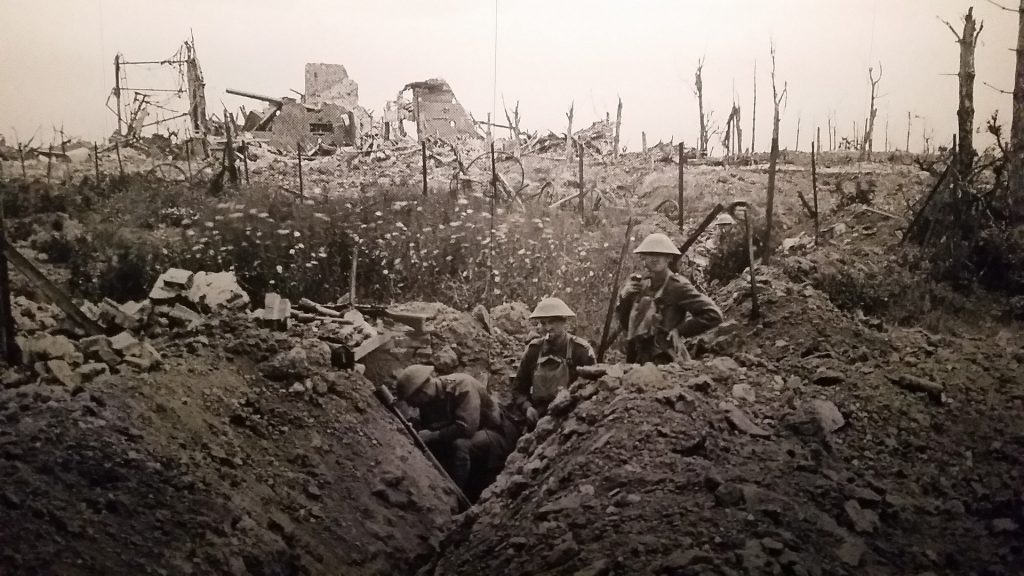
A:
[670,276,724,337]
[615,290,635,331]
[514,341,541,400]
[573,338,596,367]
[434,378,481,442]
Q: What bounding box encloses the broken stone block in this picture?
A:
[471,304,492,333]
[167,303,203,327]
[188,271,250,312]
[109,331,142,357]
[122,347,159,372]
[75,362,110,382]
[46,359,81,387]
[20,333,78,364]
[261,293,290,331]
[489,301,531,338]
[118,299,153,330]
[80,335,121,367]
[149,268,195,302]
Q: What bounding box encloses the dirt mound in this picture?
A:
[0,312,459,575]
[425,273,1024,576]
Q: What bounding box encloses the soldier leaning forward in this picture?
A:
[396,365,518,501]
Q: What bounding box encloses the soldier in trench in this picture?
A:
[512,297,595,425]
[396,364,518,501]
[617,232,724,364]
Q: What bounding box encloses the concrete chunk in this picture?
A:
[189,271,250,312]
[150,268,195,302]
[46,359,81,387]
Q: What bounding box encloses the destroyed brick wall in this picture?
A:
[254,100,355,151]
[403,79,481,141]
[304,63,359,111]
[304,63,372,140]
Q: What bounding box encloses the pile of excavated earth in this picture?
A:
[428,264,1024,576]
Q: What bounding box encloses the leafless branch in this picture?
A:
[984,0,1018,12]
[939,17,962,40]
[983,81,1014,94]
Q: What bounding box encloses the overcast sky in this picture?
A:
[0,0,1018,152]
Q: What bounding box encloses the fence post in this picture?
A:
[114,141,124,178]
[242,140,250,186]
[812,141,819,245]
[297,141,304,198]
[422,141,428,197]
[93,143,100,182]
[578,139,585,218]
[677,142,686,228]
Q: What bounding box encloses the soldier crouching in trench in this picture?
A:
[617,232,724,364]
[395,364,519,502]
[512,297,595,426]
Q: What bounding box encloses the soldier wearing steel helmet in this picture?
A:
[395,364,517,500]
[513,297,595,418]
[617,232,723,364]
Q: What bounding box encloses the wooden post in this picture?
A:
[242,140,250,185]
[743,207,760,319]
[114,141,124,178]
[93,142,100,182]
[46,144,53,184]
[613,96,622,160]
[60,128,69,183]
[566,101,574,165]
[224,113,237,186]
[751,61,757,154]
[0,199,20,364]
[577,139,585,218]
[678,142,686,229]
[185,139,193,183]
[642,131,647,154]
[349,245,358,304]
[18,143,26,179]
[817,127,822,156]
[113,54,123,136]
[906,111,911,152]
[795,117,801,152]
[421,141,428,197]
[297,141,304,198]
[812,141,819,245]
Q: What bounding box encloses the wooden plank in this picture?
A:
[3,243,103,335]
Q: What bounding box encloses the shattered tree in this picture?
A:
[859,64,882,161]
[764,43,786,265]
[943,8,982,177]
[695,58,711,157]
[1009,0,1024,221]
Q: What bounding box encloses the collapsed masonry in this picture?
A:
[385,79,482,143]
[233,64,374,152]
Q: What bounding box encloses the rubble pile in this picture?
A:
[0,274,461,575]
[427,271,1024,575]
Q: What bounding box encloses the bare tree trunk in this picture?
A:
[696,58,708,157]
[566,102,574,166]
[642,131,647,154]
[751,61,757,154]
[817,126,822,155]
[613,97,623,160]
[765,43,786,265]
[1008,0,1024,220]
[943,9,982,178]
[735,106,743,155]
[828,116,833,150]
[795,116,801,151]
[860,64,882,161]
